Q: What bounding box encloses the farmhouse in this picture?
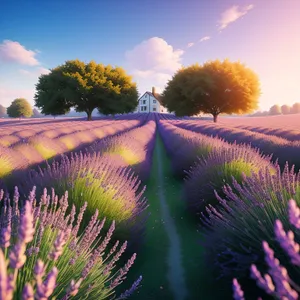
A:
[135,87,168,113]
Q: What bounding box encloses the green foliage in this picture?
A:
[34,60,138,120]
[0,104,6,117]
[162,59,260,122]
[6,98,33,118]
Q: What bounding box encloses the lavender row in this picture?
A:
[157,119,274,215]
[90,113,157,182]
[18,114,156,248]
[0,119,127,147]
[0,117,145,179]
[229,124,300,142]
[171,120,300,170]
[201,164,300,298]
[0,113,145,140]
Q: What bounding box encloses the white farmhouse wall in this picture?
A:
[135,92,168,113]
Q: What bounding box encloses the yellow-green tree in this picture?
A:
[35,60,138,120]
[162,59,261,122]
[7,98,33,118]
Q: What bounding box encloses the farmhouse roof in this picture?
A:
[144,91,163,105]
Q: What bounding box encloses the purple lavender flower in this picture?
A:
[0,186,141,299]
[22,283,34,300]
[274,219,300,266]
[116,275,143,300]
[232,278,245,300]
[0,249,8,300]
[48,231,67,261]
[66,278,83,297]
[9,242,27,269]
[18,201,34,244]
[289,199,300,229]
[36,267,58,299]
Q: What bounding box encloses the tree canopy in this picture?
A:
[0,104,6,117]
[269,104,281,115]
[161,59,260,122]
[7,98,33,118]
[291,102,300,114]
[280,104,291,115]
[34,60,138,120]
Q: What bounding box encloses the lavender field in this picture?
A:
[0,113,299,300]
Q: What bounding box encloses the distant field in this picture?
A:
[218,113,300,130]
[1,113,299,300]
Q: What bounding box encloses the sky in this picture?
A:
[0,0,300,112]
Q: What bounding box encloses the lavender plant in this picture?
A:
[24,152,148,243]
[0,187,142,299]
[184,144,275,214]
[0,146,29,179]
[27,136,67,160]
[232,199,300,300]
[201,163,300,282]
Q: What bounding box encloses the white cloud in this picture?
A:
[125,37,184,94]
[19,67,51,77]
[218,4,254,31]
[0,86,35,107]
[125,37,184,73]
[187,42,195,48]
[0,40,40,66]
[199,36,211,42]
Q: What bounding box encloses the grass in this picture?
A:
[122,133,172,300]
[122,133,227,299]
[156,134,224,300]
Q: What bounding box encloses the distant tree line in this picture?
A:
[251,102,300,117]
[1,58,299,122]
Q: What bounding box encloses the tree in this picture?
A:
[0,105,6,117]
[281,104,291,115]
[7,98,33,118]
[161,59,260,122]
[34,60,138,121]
[269,104,281,115]
[290,102,300,114]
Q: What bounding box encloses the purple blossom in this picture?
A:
[36,267,58,299]
[116,275,143,300]
[9,242,27,269]
[66,278,83,297]
[289,199,300,229]
[274,219,300,266]
[232,278,245,300]
[18,201,34,244]
[0,249,8,300]
[22,283,34,300]
[48,230,67,261]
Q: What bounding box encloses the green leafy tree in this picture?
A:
[281,104,291,114]
[0,104,6,117]
[269,104,281,115]
[7,98,33,118]
[35,60,138,121]
[290,102,300,114]
[161,59,260,122]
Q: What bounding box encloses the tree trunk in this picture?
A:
[86,110,92,121]
[213,114,218,123]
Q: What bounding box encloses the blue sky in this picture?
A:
[0,0,300,111]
